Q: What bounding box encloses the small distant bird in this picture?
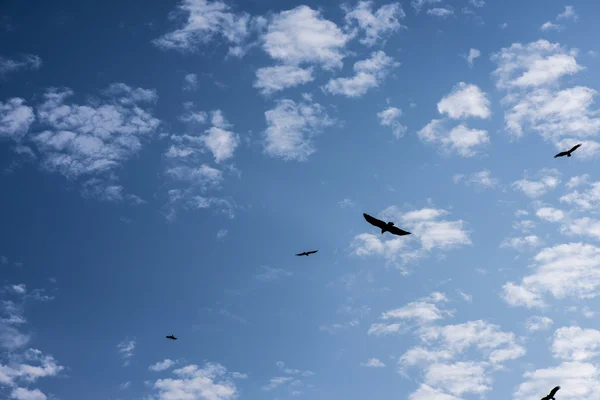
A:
[554,144,581,158]
[296,250,318,256]
[363,213,411,236]
[166,335,177,340]
[541,386,560,400]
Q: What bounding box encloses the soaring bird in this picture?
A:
[296,250,318,256]
[554,144,581,158]
[166,335,177,340]
[363,213,411,236]
[541,386,560,400]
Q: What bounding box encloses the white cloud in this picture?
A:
[262,5,349,70]
[552,326,600,361]
[469,0,485,7]
[117,340,135,366]
[423,362,490,396]
[525,316,553,332]
[118,381,131,391]
[201,112,240,163]
[457,290,473,302]
[324,51,399,98]
[399,320,525,399]
[164,107,239,220]
[566,174,589,189]
[437,83,491,120]
[361,358,386,368]
[150,359,176,372]
[351,206,471,268]
[262,376,293,391]
[380,292,452,324]
[418,120,490,157]
[500,235,542,252]
[466,48,480,67]
[515,361,600,400]
[339,198,354,208]
[0,349,64,387]
[255,266,292,282]
[367,323,403,336]
[254,65,314,95]
[0,54,42,76]
[216,228,228,239]
[343,1,405,47]
[536,207,565,222]
[502,243,600,308]
[557,5,578,21]
[10,387,47,400]
[153,0,262,55]
[31,84,159,202]
[0,98,35,141]
[377,107,406,138]
[541,21,564,32]
[183,73,199,91]
[427,8,453,18]
[560,182,600,211]
[410,0,442,13]
[153,362,237,400]
[491,39,582,90]
[263,98,334,161]
[409,384,462,400]
[464,170,498,188]
[512,169,561,198]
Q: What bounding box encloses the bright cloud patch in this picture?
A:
[263,98,334,161]
[351,206,471,269]
[153,0,262,54]
[324,51,399,97]
[512,169,561,198]
[377,106,406,138]
[418,120,490,157]
[152,362,237,400]
[262,5,349,70]
[0,98,35,141]
[437,82,491,120]
[343,1,405,47]
[254,65,314,95]
[501,243,600,308]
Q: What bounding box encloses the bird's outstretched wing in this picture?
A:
[554,151,568,158]
[363,213,386,229]
[295,253,306,256]
[388,225,411,236]
[549,386,560,397]
[307,250,318,255]
[569,144,582,153]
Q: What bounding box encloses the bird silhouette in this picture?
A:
[541,386,560,400]
[166,335,177,340]
[554,144,581,158]
[363,213,411,236]
[296,250,318,256]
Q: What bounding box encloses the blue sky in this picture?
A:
[2,0,600,399]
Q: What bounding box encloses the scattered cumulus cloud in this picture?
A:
[361,358,386,367]
[254,65,314,95]
[324,51,399,98]
[263,98,335,161]
[0,54,42,76]
[466,48,480,67]
[342,1,405,47]
[426,8,453,18]
[525,316,553,332]
[377,106,406,138]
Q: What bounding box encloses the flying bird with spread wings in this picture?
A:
[541,386,560,400]
[296,250,318,256]
[166,335,177,340]
[554,144,581,158]
[363,213,411,236]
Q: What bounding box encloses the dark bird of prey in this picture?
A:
[541,386,560,400]
[363,213,411,236]
[296,250,318,256]
[166,335,177,340]
[554,144,581,158]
